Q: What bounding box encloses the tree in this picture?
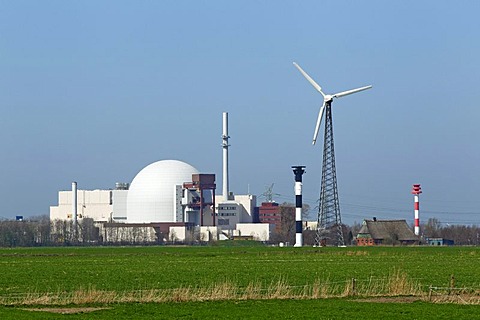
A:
[78,218,99,244]
[29,215,51,245]
[270,202,314,245]
[0,216,52,247]
[169,229,178,244]
[424,218,442,238]
[277,204,295,244]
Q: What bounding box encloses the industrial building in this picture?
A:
[50,183,128,223]
[49,159,265,243]
[425,237,454,246]
[49,113,273,243]
[50,160,209,225]
[126,160,203,223]
[258,202,281,230]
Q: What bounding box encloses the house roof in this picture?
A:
[357,220,418,241]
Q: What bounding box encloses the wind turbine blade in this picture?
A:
[293,62,325,97]
[333,85,372,99]
[312,102,326,145]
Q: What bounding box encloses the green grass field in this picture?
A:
[1,244,480,318]
[2,299,480,319]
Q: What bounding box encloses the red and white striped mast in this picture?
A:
[411,184,422,236]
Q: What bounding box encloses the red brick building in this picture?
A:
[258,202,281,231]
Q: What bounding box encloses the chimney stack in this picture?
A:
[72,181,78,240]
[222,112,230,201]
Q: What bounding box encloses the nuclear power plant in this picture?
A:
[49,112,272,243]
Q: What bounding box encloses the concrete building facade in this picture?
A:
[50,189,128,223]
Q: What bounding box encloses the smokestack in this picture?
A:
[411,184,422,236]
[72,181,78,239]
[222,112,230,201]
[292,166,306,247]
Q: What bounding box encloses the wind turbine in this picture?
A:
[293,62,372,246]
[293,62,372,145]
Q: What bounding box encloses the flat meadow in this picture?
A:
[1,244,480,318]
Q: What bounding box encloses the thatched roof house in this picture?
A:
[356,219,419,246]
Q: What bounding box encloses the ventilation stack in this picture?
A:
[222,112,230,201]
[411,184,422,236]
[72,181,78,240]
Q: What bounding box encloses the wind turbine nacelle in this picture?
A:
[324,95,333,102]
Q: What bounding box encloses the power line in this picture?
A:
[260,192,480,224]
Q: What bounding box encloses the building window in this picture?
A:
[218,219,229,226]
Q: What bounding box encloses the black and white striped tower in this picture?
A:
[292,166,306,247]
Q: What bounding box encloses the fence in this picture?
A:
[3,271,479,306]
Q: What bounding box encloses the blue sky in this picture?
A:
[1,1,479,225]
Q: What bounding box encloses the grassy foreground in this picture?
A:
[1,244,480,318]
[2,299,480,319]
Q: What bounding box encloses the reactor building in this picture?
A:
[50,159,204,225]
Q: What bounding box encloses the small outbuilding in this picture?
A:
[356,219,419,246]
[425,237,454,246]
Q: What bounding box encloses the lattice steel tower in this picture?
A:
[315,102,344,246]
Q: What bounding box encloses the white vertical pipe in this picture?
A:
[72,181,77,237]
[222,112,229,201]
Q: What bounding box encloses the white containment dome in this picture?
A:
[127,160,199,223]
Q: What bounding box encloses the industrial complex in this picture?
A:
[50,113,272,243]
[48,110,425,246]
[47,65,425,246]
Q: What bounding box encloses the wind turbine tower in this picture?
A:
[293,62,372,246]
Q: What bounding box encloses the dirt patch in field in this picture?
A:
[353,296,423,303]
[24,307,109,314]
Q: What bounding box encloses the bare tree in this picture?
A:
[423,218,442,238]
[270,202,312,244]
[0,215,52,247]
[78,218,100,244]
